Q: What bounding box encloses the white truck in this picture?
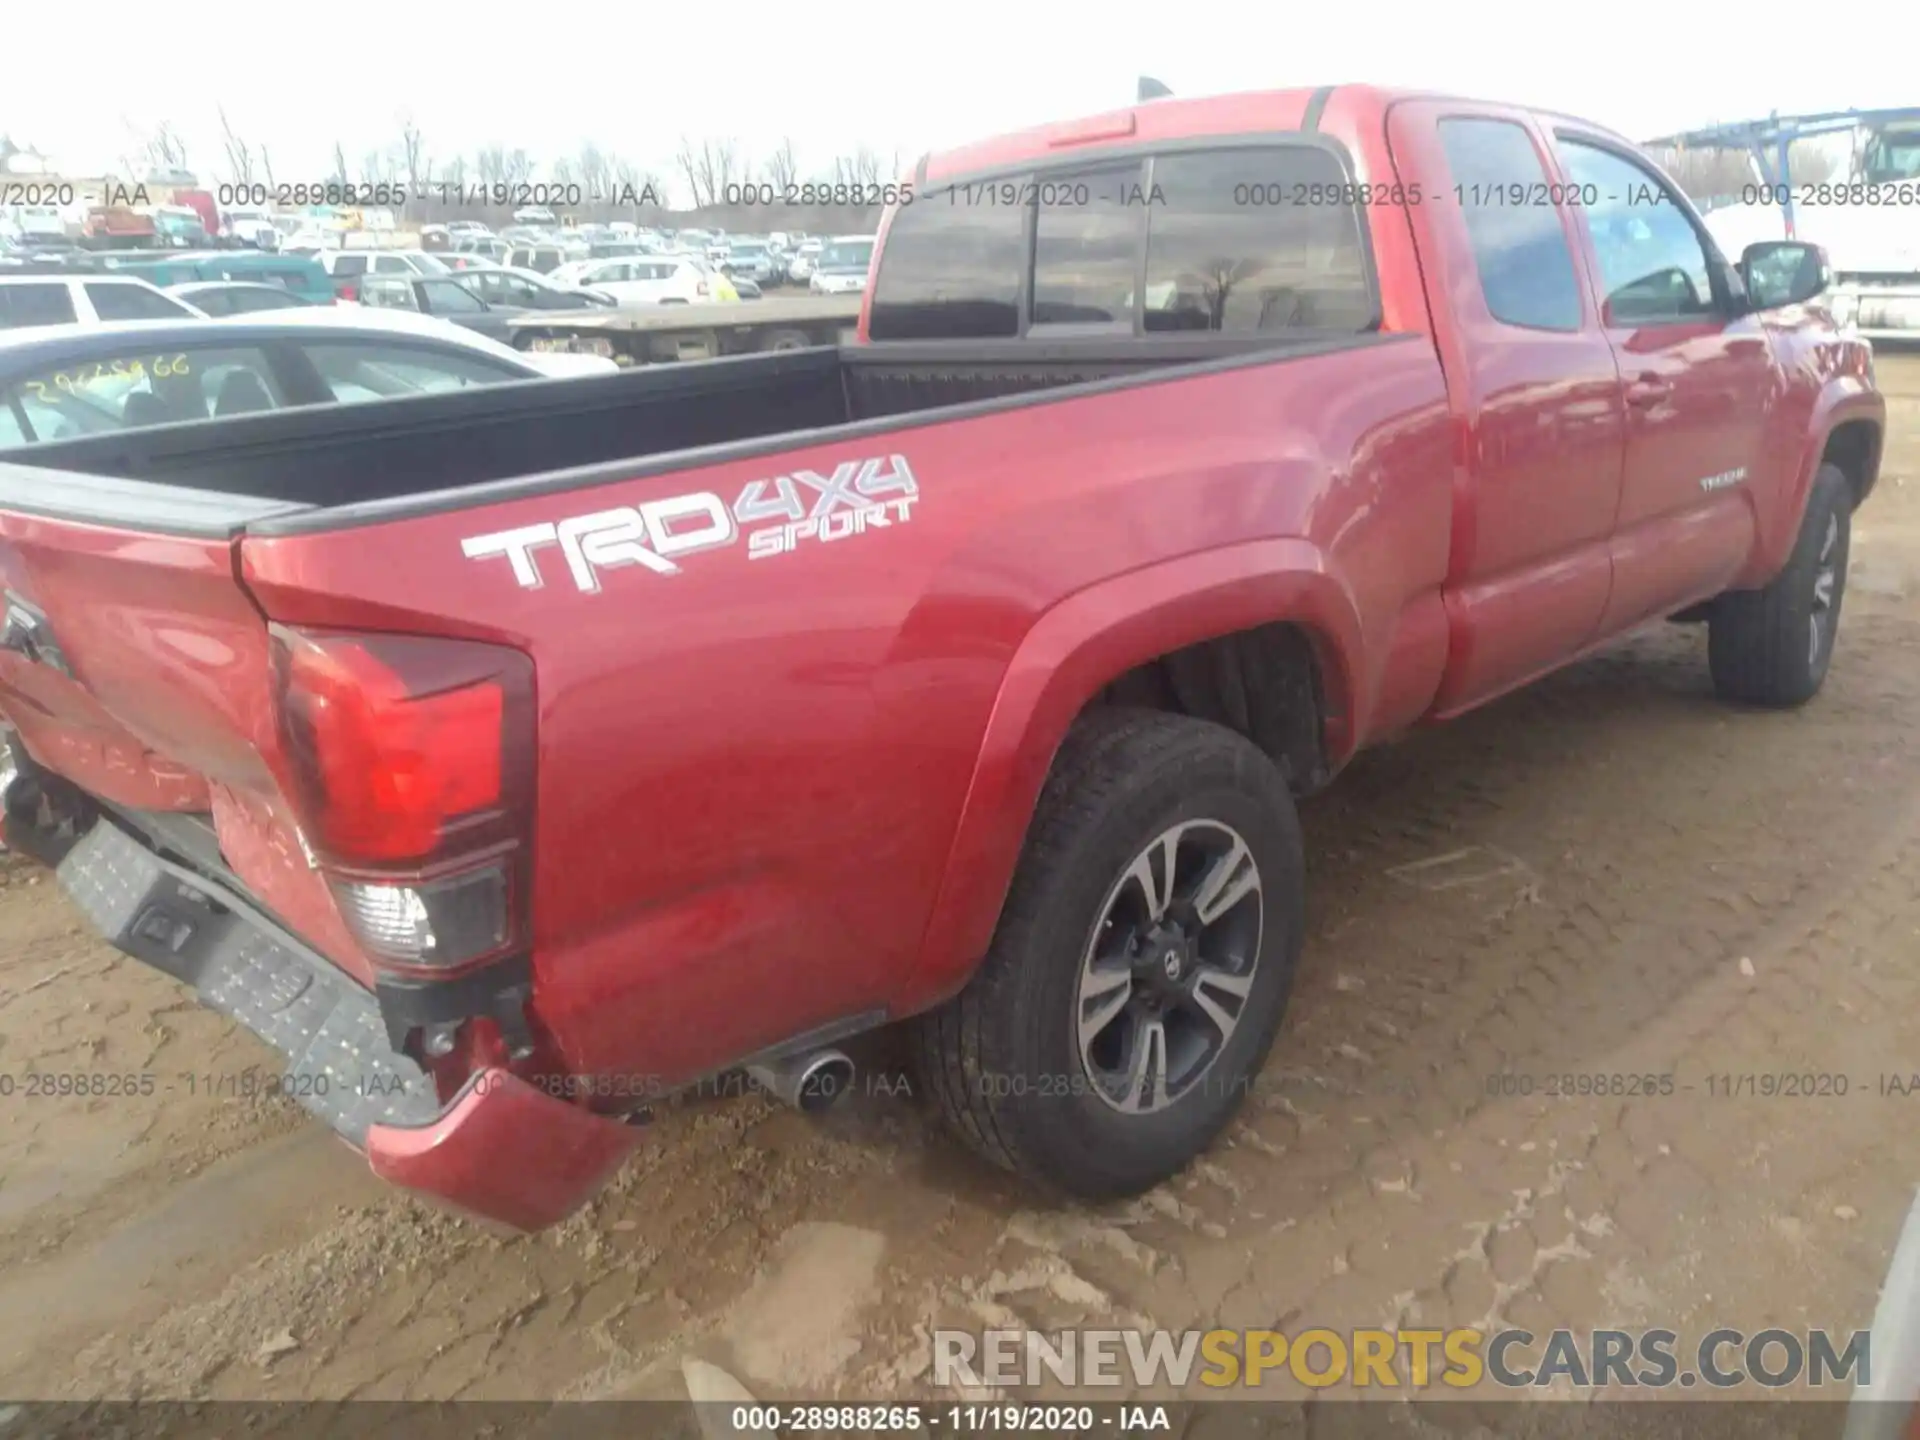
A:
[1659,109,1920,342]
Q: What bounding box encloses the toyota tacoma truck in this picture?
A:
[0,86,1885,1230]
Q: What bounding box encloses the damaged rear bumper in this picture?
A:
[15,803,640,1230]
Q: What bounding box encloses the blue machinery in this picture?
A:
[1644,107,1920,236]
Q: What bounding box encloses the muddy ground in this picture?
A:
[2,357,1919,1413]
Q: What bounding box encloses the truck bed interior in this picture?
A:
[2,334,1391,527]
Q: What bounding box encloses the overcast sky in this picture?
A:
[8,0,1916,203]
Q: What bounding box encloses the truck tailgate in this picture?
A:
[0,472,371,985]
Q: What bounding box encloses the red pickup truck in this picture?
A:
[0,86,1885,1231]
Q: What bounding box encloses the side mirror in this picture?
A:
[1741,241,1830,310]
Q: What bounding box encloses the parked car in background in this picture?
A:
[0,309,613,444]
[102,251,336,306]
[317,250,452,301]
[786,237,823,282]
[220,207,281,250]
[451,266,615,311]
[446,220,492,239]
[0,275,205,330]
[808,235,874,294]
[352,273,526,341]
[722,239,780,287]
[167,281,318,316]
[550,254,737,305]
[440,253,501,272]
[505,244,571,275]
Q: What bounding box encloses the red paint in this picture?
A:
[365,1070,643,1231]
[0,85,1886,1227]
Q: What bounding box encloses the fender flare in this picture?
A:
[898,537,1365,1011]
[1747,380,1884,587]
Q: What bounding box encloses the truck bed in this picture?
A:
[510,295,862,334]
[0,333,1389,534]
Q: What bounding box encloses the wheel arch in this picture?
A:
[898,537,1363,1013]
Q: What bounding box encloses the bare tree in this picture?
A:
[218,107,256,187]
[766,137,800,193]
[578,142,611,201]
[441,154,468,192]
[551,156,576,186]
[675,136,743,207]
[330,142,350,186]
[259,145,276,189]
[129,120,190,178]
[360,149,394,184]
[396,112,430,196]
[503,148,536,188]
[611,158,666,213]
[830,146,884,190]
[475,145,507,189]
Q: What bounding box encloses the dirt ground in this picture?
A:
[3,356,1920,1411]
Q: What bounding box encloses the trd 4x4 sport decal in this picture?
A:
[461,453,919,591]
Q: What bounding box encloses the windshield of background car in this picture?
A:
[1861,132,1920,184]
[819,240,873,272]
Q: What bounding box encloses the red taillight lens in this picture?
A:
[338,283,357,302]
[271,628,535,972]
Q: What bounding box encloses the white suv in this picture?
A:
[0,276,205,330]
[551,255,724,305]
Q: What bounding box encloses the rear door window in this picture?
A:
[1141,148,1375,333]
[0,283,79,329]
[1436,118,1585,332]
[330,254,369,277]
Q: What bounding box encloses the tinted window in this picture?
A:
[1558,139,1716,324]
[7,345,284,442]
[0,284,79,329]
[1436,119,1584,332]
[0,398,28,446]
[1032,166,1143,326]
[867,197,1024,339]
[360,279,419,312]
[306,342,526,403]
[371,255,412,275]
[227,288,306,313]
[1143,148,1374,333]
[183,289,240,316]
[87,283,193,321]
[421,279,486,313]
[330,254,368,277]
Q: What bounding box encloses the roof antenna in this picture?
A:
[1137,76,1173,102]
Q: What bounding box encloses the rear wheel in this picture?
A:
[913,708,1303,1199]
[1709,463,1853,707]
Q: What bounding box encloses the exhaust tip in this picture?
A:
[795,1053,855,1114]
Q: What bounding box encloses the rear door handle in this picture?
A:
[1626,375,1673,409]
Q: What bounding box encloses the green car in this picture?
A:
[100,251,334,306]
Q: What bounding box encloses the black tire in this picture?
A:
[912,708,1304,1199]
[1709,463,1853,707]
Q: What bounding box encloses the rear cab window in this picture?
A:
[868,141,1378,341]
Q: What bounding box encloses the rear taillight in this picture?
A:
[337,283,357,302]
[270,627,534,974]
